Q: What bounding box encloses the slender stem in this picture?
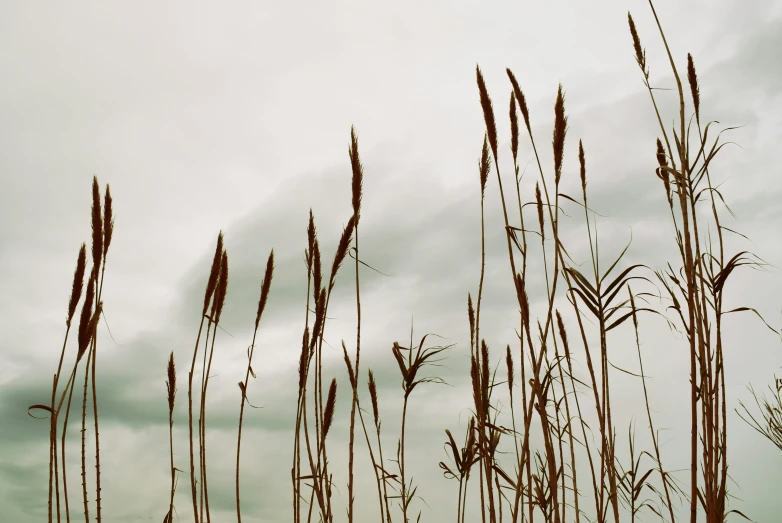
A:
[187,317,207,523]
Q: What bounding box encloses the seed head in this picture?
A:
[479,135,490,196]
[368,369,380,428]
[103,184,114,260]
[213,251,229,324]
[67,244,87,326]
[90,176,103,277]
[203,232,224,316]
[349,126,363,220]
[77,276,96,361]
[323,378,338,438]
[687,53,700,123]
[505,345,514,394]
[476,65,498,162]
[166,351,177,414]
[628,12,647,77]
[552,84,568,186]
[255,250,274,331]
[510,92,519,165]
[578,140,587,196]
[506,69,531,133]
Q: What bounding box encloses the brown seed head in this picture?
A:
[213,251,229,324]
[480,339,489,406]
[470,354,482,419]
[521,287,531,335]
[166,351,176,413]
[203,232,224,316]
[467,293,475,349]
[368,369,380,428]
[687,53,700,122]
[513,272,524,309]
[77,276,96,361]
[255,250,274,331]
[306,209,316,271]
[535,182,544,238]
[510,92,519,165]
[323,378,338,438]
[313,237,322,300]
[82,302,103,361]
[552,84,568,186]
[329,215,356,291]
[67,243,87,326]
[476,65,498,162]
[298,328,309,391]
[342,340,356,390]
[309,290,327,354]
[656,138,668,168]
[628,12,647,76]
[479,134,490,196]
[349,126,363,220]
[91,176,103,276]
[505,344,514,394]
[506,69,531,133]
[555,310,570,360]
[103,184,114,260]
[578,140,586,196]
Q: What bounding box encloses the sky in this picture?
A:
[1,0,781,521]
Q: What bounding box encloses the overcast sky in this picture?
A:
[1,1,781,521]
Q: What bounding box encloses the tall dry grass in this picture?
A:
[29,2,780,522]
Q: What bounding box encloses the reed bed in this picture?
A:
[30,2,779,522]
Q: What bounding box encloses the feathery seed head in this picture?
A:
[656,138,668,167]
[298,329,309,392]
[323,378,338,438]
[313,237,322,300]
[506,69,531,133]
[535,182,544,237]
[80,301,103,362]
[166,351,176,413]
[467,293,475,349]
[67,243,87,326]
[77,275,96,361]
[203,232,224,316]
[628,12,647,76]
[368,369,380,427]
[480,339,489,403]
[513,272,525,309]
[552,84,568,186]
[555,310,571,360]
[255,250,274,331]
[349,126,364,220]
[214,251,229,324]
[687,53,700,122]
[342,341,356,389]
[91,176,103,276]
[476,65,498,162]
[578,140,587,196]
[329,215,356,291]
[306,209,316,271]
[470,354,482,418]
[505,345,514,394]
[510,92,519,164]
[103,184,114,260]
[521,288,531,334]
[479,135,490,196]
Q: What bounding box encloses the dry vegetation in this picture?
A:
[29,2,780,522]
